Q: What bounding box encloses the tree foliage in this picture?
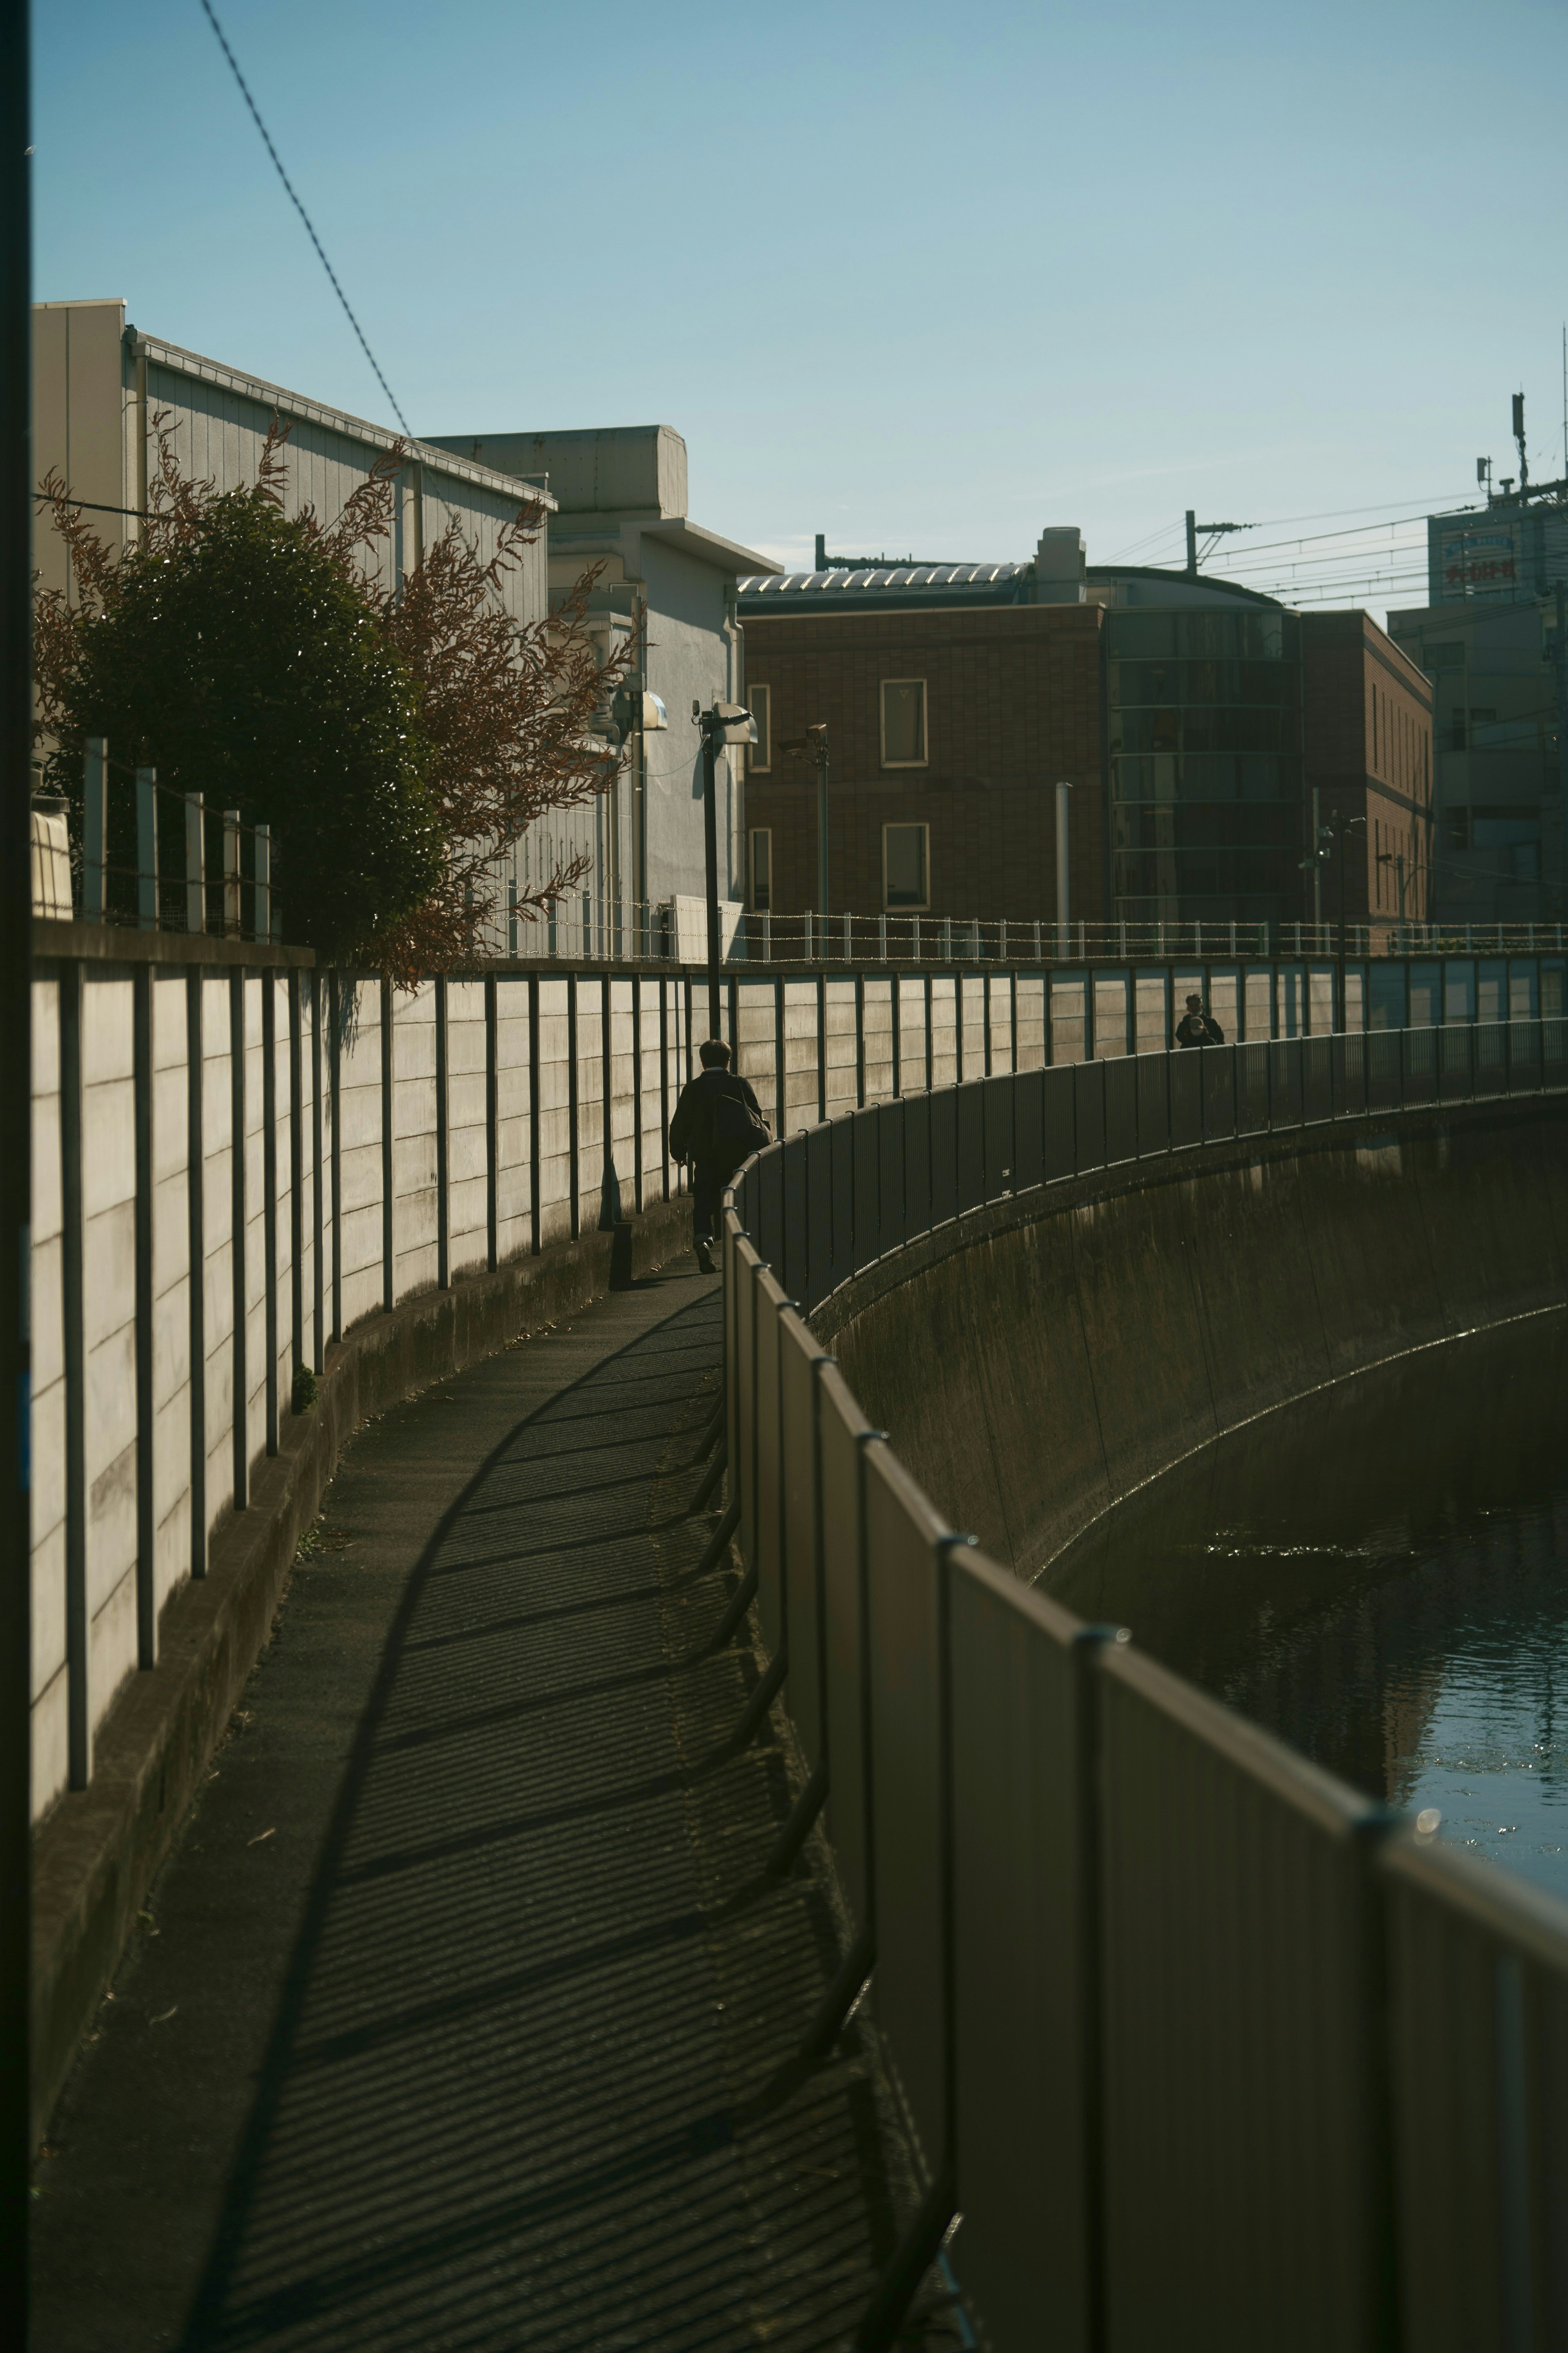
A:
[33,416,626,977]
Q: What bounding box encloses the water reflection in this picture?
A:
[1046,1313,1568,1903]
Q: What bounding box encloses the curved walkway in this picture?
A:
[31,1269,948,2352]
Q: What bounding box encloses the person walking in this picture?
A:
[668,1038,769,1274]
[1174,992,1225,1048]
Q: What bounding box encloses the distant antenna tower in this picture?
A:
[1513,390,1530,497]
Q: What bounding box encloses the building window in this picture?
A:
[883,822,929,909]
[1445,807,1471,851]
[749,828,772,912]
[748,682,771,773]
[880,678,927,767]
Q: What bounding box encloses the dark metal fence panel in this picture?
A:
[779,1307,827,1768]
[1012,1066,1046,1192]
[1236,1039,1270,1136]
[1072,1059,1106,1175]
[1303,1035,1334,1123]
[1546,1015,1568,1093]
[1042,1063,1075,1182]
[1198,1043,1235,1141]
[1334,1029,1367,1121]
[930,1084,958,1227]
[780,1134,808,1304]
[830,1111,855,1293]
[1403,1026,1438,1109]
[1169,1047,1202,1147]
[852,1106,882,1275]
[1135,1049,1169,1158]
[1508,1015,1542,1095]
[1474,1020,1508,1099]
[982,1073,1016,1201]
[1368,1028,1402,1113]
[1381,1834,1568,2353]
[804,1123,833,1314]
[877,1098,906,1253]
[1094,1642,1388,2353]
[863,1441,953,2170]
[1439,1022,1473,1103]
[753,1266,789,1656]
[819,1363,875,1933]
[756,1140,785,1267]
[735,1238,762,1578]
[902,1088,933,1243]
[1269,1036,1304,1131]
[1104,1054,1138,1165]
[955,1078,987,1214]
[949,1550,1091,2353]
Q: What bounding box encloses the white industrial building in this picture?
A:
[427,422,780,950]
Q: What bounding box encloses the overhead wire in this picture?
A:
[196,0,412,437]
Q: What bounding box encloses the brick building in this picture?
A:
[741,597,1106,926]
[1300,613,1434,928]
[739,537,1434,935]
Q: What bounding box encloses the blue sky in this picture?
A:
[32,0,1568,609]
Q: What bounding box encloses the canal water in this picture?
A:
[1047,1311,1568,1905]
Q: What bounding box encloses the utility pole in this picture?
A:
[1514,392,1530,500]
[693,699,758,1040]
[0,0,31,2302]
[1556,582,1568,916]
[1185,510,1247,582]
[1321,809,1365,1027]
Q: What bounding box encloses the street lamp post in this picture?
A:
[693,699,757,1042]
[1310,810,1365,1029]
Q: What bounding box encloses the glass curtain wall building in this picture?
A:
[1107,608,1304,925]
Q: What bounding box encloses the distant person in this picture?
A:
[668,1039,769,1274]
[1175,992,1225,1048]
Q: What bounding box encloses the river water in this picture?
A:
[1047,1313,1568,1905]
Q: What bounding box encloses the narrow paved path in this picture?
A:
[32,1268,939,2352]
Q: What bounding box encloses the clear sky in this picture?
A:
[31,0,1568,615]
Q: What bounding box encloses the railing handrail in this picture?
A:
[720,1019,1568,2351]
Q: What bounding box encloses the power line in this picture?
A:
[197,0,412,437]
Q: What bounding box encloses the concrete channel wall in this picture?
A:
[824,1100,1568,1586]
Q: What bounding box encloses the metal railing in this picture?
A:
[731,910,1568,966]
[719,1022,1568,2351]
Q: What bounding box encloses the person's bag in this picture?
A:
[708,1089,770,1161]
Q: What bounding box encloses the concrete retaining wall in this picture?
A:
[822,1101,1568,1590]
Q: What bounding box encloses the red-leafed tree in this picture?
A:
[33,414,628,980]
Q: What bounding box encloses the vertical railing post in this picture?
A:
[254,823,271,948]
[310,972,324,1376]
[288,971,304,1377]
[485,972,499,1269]
[659,975,670,1203]
[262,973,279,1454]
[59,963,90,1786]
[631,972,644,1214]
[566,972,579,1242]
[184,792,205,934]
[434,975,450,1289]
[223,810,242,937]
[528,971,543,1250]
[229,968,248,1512]
[136,766,158,930]
[328,972,342,1344]
[379,977,394,1312]
[185,971,207,1577]
[132,964,156,1661]
[82,738,107,921]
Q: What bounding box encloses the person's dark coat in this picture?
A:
[668,1068,768,1173]
[1175,1011,1225,1048]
